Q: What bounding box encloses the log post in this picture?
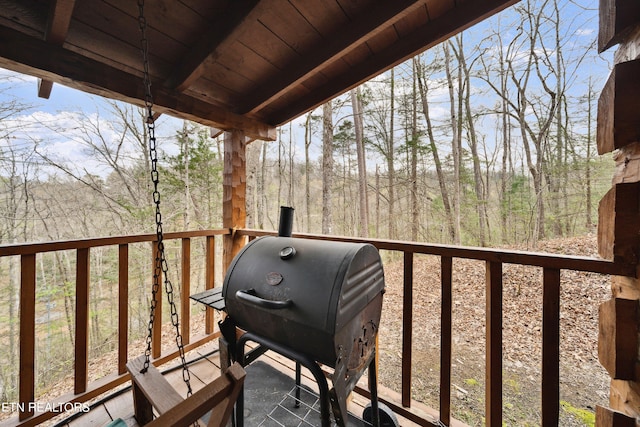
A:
[222,130,247,270]
[597,1,640,424]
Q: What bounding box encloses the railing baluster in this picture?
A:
[402,251,414,407]
[19,254,36,421]
[181,238,191,344]
[542,267,561,426]
[152,241,162,359]
[485,261,502,427]
[118,244,129,375]
[440,256,453,426]
[75,248,90,394]
[205,235,216,334]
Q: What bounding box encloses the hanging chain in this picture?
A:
[137,0,192,397]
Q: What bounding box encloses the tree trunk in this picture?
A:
[322,101,334,235]
[351,88,369,237]
[181,121,191,231]
[304,112,312,232]
[585,80,594,229]
[388,68,396,240]
[444,44,462,244]
[288,121,294,207]
[258,141,267,229]
[415,56,456,242]
[455,36,488,246]
[410,61,419,241]
[499,46,511,243]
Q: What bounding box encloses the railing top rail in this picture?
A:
[1,227,634,277]
[237,229,637,277]
[0,229,230,257]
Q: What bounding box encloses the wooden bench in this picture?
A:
[126,355,245,427]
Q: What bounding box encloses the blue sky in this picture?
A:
[0,69,185,178]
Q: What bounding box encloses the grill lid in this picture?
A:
[222,236,384,336]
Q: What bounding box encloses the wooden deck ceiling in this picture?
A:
[0,0,518,140]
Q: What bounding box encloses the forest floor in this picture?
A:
[377,234,609,426]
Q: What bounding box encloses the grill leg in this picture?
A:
[235,333,332,427]
[295,361,301,408]
[368,351,380,427]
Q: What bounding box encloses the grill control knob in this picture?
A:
[279,246,296,260]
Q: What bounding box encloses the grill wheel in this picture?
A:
[363,402,400,427]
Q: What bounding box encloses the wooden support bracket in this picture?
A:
[598,298,639,380]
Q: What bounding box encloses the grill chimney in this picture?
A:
[278,206,294,237]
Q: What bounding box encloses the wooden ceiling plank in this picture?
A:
[71,1,180,71]
[425,0,456,21]
[239,0,426,115]
[289,0,349,37]
[267,0,519,125]
[0,2,45,35]
[165,0,261,92]
[394,4,429,37]
[101,0,208,44]
[38,0,76,99]
[335,0,370,21]
[258,0,322,55]
[216,40,279,87]
[0,24,275,140]
[366,25,400,55]
[236,23,295,70]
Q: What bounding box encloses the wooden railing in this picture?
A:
[1,229,636,427]
[0,229,228,427]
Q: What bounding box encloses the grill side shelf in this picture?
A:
[190,286,226,311]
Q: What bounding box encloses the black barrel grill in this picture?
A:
[224,235,384,369]
[193,208,391,426]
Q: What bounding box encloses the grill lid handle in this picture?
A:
[235,289,293,310]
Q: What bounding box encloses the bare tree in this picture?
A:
[478,0,558,244]
[303,112,314,232]
[351,88,369,237]
[365,69,397,240]
[409,61,419,241]
[415,55,456,243]
[443,43,463,244]
[452,35,489,246]
[321,101,333,235]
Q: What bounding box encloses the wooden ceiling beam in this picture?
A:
[239,0,426,116]
[268,0,519,126]
[164,0,261,92]
[38,0,76,99]
[0,25,276,141]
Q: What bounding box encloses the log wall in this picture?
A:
[597,0,640,424]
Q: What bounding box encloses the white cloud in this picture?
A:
[575,28,595,37]
[0,68,37,84]
[0,109,143,179]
